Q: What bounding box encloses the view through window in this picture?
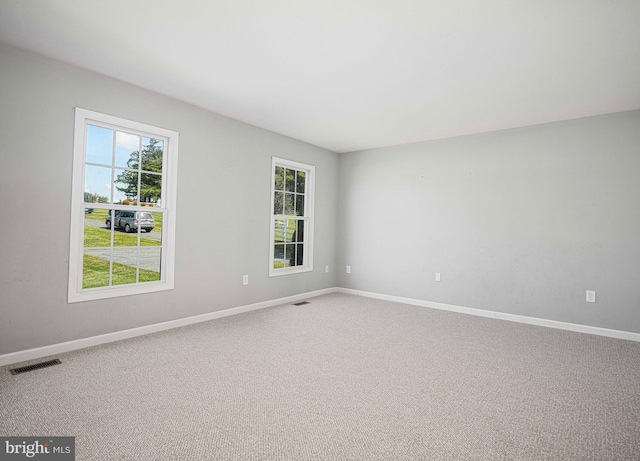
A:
[269,157,315,276]
[69,109,178,302]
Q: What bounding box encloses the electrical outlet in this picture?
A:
[325,265,329,273]
[586,290,596,303]
[346,266,351,274]
[243,275,249,286]
[435,272,441,282]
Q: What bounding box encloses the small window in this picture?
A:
[69,108,179,302]
[269,157,315,276]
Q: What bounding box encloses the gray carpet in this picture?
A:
[1,293,639,460]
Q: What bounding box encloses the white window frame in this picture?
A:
[68,108,179,303]
[269,157,315,277]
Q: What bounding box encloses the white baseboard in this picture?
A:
[337,287,640,343]
[4,286,637,367]
[0,287,337,367]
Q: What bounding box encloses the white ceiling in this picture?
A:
[1,1,639,153]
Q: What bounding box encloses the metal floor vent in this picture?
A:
[10,359,62,375]
[293,301,310,306]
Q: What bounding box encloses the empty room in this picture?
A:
[1,1,639,460]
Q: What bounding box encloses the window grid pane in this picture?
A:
[115,131,141,169]
[296,171,305,194]
[141,137,164,173]
[284,193,295,215]
[285,244,295,267]
[296,244,304,266]
[285,168,296,192]
[86,125,114,166]
[271,158,313,275]
[275,166,284,191]
[77,115,170,295]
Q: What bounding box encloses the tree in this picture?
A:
[115,139,163,203]
[84,191,108,203]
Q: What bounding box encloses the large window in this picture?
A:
[269,157,315,276]
[68,108,179,302]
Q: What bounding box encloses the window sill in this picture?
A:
[269,266,313,277]
[68,281,173,303]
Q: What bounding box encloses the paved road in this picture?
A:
[84,218,162,272]
[84,247,161,272]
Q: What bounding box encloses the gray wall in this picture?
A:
[2,43,639,357]
[338,110,640,333]
[0,44,338,355]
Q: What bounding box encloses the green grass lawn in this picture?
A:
[82,254,160,288]
[84,225,161,247]
[82,208,163,288]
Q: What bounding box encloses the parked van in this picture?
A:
[106,210,155,233]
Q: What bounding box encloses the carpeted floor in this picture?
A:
[1,293,639,460]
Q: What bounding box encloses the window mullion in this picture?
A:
[270,158,314,276]
[70,108,177,302]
